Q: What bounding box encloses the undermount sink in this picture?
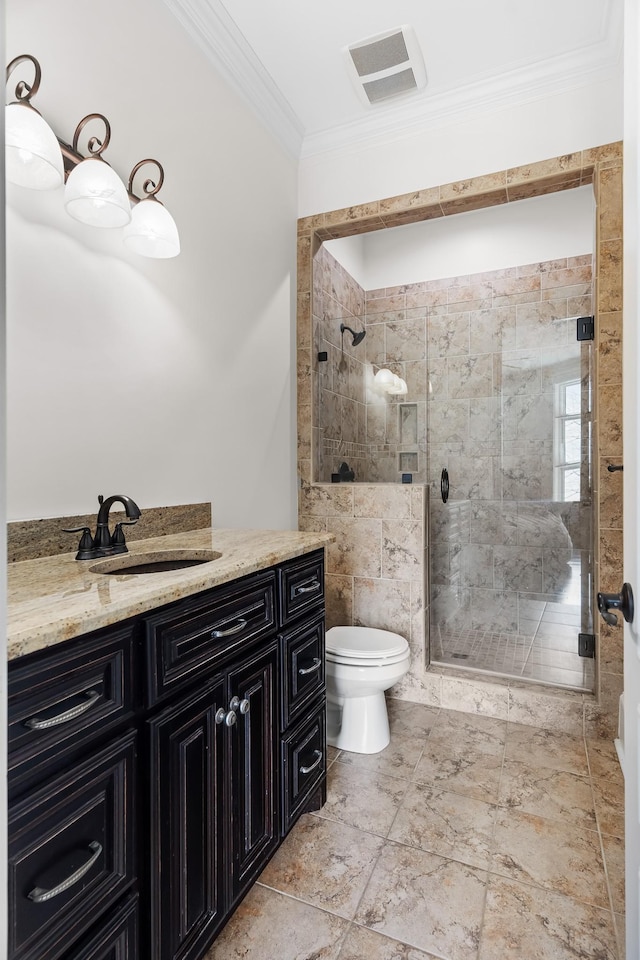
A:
[89,549,222,576]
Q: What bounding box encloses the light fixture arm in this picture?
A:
[71,113,111,157]
[6,53,42,103]
[128,159,165,200]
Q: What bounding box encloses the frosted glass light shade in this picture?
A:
[374,368,396,390]
[5,102,64,190]
[64,157,131,227]
[123,197,180,258]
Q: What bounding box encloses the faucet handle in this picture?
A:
[63,526,95,561]
[110,519,138,554]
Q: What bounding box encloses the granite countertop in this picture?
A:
[8,527,334,661]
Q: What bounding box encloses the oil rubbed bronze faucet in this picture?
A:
[64,494,142,560]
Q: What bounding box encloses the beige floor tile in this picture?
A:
[318,761,409,836]
[388,781,497,869]
[258,814,385,920]
[413,746,503,802]
[337,924,440,959]
[602,833,625,915]
[586,738,624,784]
[479,875,618,959]
[593,775,625,838]
[498,759,596,827]
[337,735,425,780]
[355,841,487,960]
[504,724,588,775]
[492,808,609,907]
[614,913,626,960]
[387,698,440,739]
[205,884,349,959]
[428,710,507,755]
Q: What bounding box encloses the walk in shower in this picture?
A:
[313,189,596,694]
[425,261,595,691]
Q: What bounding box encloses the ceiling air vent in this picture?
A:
[344,25,427,107]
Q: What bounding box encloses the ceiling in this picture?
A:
[164,0,622,158]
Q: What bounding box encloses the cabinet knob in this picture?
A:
[230,696,250,715]
[215,707,237,726]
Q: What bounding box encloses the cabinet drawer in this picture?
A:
[278,551,325,627]
[8,627,135,799]
[144,570,277,705]
[63,892,138,960]
[8,732,136,960]
[280,615,325,728]
[280,703,326,832]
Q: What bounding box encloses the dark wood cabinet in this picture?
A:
[228,642,279,901]
[8,548,326,960]
[147,677,226,960]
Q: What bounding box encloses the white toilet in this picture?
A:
[325,626,410,754]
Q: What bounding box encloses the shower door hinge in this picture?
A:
[576,316,595,341]
[578,633,596,658]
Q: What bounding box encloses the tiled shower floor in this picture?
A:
[430,555,595,692]
[431,588,595,691]
[206,700,624,960]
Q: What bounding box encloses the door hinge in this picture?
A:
[578,633,596,658]
[576,316,595,341]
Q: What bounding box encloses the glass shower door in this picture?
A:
[429,276,595,692]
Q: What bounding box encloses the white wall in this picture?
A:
[299,78,623,216]
[326,186,595,289]
[6,0,298,530]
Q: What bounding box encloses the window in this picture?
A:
[554,379,582,501]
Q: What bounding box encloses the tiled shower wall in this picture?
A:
[298,143,623,737]
[313,245,368,482]
[363,258,594,642]
[298,483,429,689]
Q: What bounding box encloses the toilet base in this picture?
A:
[327,691,390,754]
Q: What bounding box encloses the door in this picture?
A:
[228,641,279,902]
[623,0,640,954]
[147,677,226,960]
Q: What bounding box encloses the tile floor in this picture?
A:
[206,700,625,960]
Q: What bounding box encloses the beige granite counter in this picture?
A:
[8,527,334,661]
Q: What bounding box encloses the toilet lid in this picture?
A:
[326,626,409,660]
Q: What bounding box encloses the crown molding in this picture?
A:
[163,0,305,158]
[301,13,623,160]
[164,0,622,164]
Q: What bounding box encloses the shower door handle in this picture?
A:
[597,583,634,626]
[440,468,449,503]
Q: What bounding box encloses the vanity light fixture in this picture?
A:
[5,54,181,258]
[63,114,131,228]
[5,54,64,190]
[123,160,180,259]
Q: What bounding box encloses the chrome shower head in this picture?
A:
[340,323,366,347]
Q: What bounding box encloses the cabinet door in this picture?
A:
[228,641,279,901]
[147,678,226,960]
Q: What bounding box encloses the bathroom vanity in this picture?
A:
[7,528,331,960]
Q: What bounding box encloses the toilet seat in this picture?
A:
[326,626,409,663]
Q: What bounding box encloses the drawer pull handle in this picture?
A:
[28,841,102,903]
[25,689,101,730]
[294,579,320,596]
[299,750,323,775]
[211,618,247,639]
[298,658,322,676]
